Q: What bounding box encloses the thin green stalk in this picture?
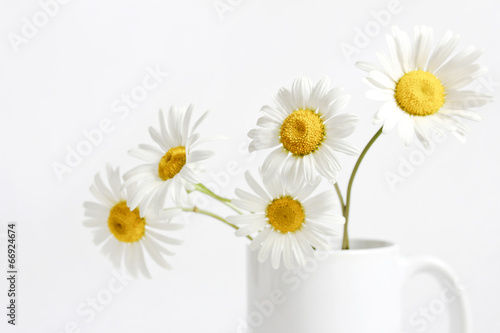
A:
[181,207,252,241]
[334,182,345,213]
[194,183,244,215]
[342,127,383,250]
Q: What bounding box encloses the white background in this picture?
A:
[1,0,499,332]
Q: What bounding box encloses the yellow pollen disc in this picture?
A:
[107,201,146,243]
[266,196,305,233]
[394,70,446,116]
[280,109,325,156]
[158,146,186,181]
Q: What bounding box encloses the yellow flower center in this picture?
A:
[158,146,186,181]
[280,109,325,156]
[266,196,305,233]
[107,201,146,243]
[394,70,446,116]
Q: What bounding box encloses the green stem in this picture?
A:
[334,182,345,213]
[342,127,383,250]
[181,207,252,241]
[194,183,244,215]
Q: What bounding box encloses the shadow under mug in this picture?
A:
[245,239,471,333]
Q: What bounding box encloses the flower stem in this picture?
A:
[342,127,383,250]
[334,182,345,212]
[194,183,244,215]
[181,207,252,241]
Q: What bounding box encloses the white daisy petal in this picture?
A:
[325,113,360,138]
[106,165,123,199]
[235,219,268,237]
[282,235,293,270]
[273,89,296,116]
[322,94,351,120]
[310,76,331,106]
[148,229,183,246]
[362,26,492,146]
[427,30,460,72]
[188,150,215,163]
[84,167,182,277]
[413,26,434,70]
[129,146,163,163]
[182,104,194,142]
[93,229,111,246]
[147,222,184,231]
[235,188,268,207]
[235,168,342,269]
[256,116,281,129]
[191,110,210,134]
[391,26,411,73]
[382,109,402,134]
[179,165,200,184]
[289,234,306,266]
[233,198,266,213]
[83,219,103,228]
[84,201,110,215]
[250,77,358,183]
[124,244,139,278]
[271,236,284,269]
[261,147,288,175]
[376,51,400,81]
[292,77,312,109]
[148,127,169,152]
[109,241,124,269]
[94,173,118,203]
[439,107,482,121]
[373,101,398,125]
[397,113,415,146]
[368,70,395,90]
[261,105,287,122]
[312,150,338,181]
[227,213,267,225]
[325,138,360,156]
[142,236,173,270]
[249,227,272,251]
[245,171,271,201]
[159,109,173,144]
[355,61,379,72]
[135,243,152,279]
[366,89,394,101]
[258,232,276,263]
[248,129,280,152]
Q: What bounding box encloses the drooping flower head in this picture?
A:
[228,170,344,269]
[124,104,214,215]
[357,26,494,147]
[248,77,359,182]
[83,165,183,278]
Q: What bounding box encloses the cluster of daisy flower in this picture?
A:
[84,26,494,277]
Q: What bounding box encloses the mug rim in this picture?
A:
[246,238,399,256]
[334,238,398,255]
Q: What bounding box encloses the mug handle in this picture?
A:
[400,256,472,333]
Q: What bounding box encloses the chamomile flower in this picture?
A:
[83,166,183,278]
[124,104,214,216]
[248,77,359,182]
[228,170,344,269]
[357,26,494,147]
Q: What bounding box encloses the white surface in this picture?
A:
[0,0,499,332]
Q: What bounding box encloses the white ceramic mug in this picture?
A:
[244,239,471,333]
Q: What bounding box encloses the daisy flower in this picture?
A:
[124,104,214,216]
[248,77,359,182]
[357,25,494,147]
[84,165,183,278]
[228,170,344,269]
